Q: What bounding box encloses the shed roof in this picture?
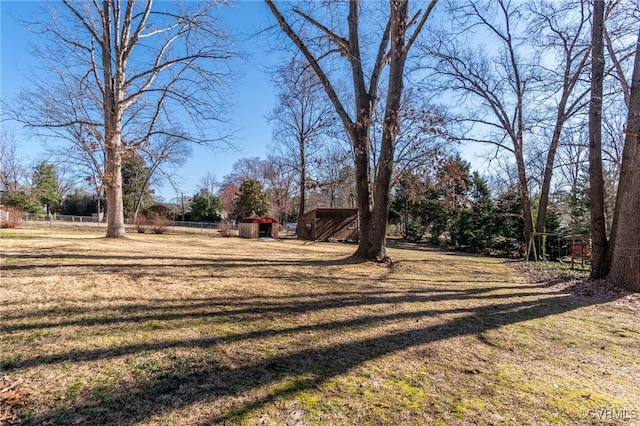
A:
[299,208,358,219]
[239,217,278,224]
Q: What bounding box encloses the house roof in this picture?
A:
[150,203,181,212]
[299,208,358,220]
[239,217,278,224]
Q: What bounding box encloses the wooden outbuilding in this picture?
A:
[296,208,358,241]
[238,217,279,239]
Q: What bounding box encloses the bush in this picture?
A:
[218,223,234,237]
[62,192,98,216]
[0,207,23,228]
[405,219,426,242]
[151,216,171,234]
[4,192,43,215]
[134,216,148,233]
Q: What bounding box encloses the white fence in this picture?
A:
[24,213,106,223]
[21,213,226,230]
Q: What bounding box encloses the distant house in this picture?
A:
[149,203,181,217]
[238,217,279,239]
[0,205,9,224]
[296,208,358,241]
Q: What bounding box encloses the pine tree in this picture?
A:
[232,179,270,220]
[33,162,60,214]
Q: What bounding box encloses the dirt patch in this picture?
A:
[510,261,640,312]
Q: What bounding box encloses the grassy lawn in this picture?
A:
[1,228,638,425]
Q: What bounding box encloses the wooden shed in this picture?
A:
[296,208,358,241]
[238,217,279,239]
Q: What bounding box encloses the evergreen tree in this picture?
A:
[421,156,471,244]
[391,156,472,244]
[452,174,497,251]
[232,179,270,220]
[62,191,98,216]
[566,174,591,235]
[543,205,564,261]
[190,189,222,222]
[494,186,526,255]
[33,161,60,214]
[5,192,42,215]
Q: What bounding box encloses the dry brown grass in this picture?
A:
[1,228,638,426]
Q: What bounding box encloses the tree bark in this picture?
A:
[510,17,534,258]
[589,0,608,278]
[298,133,306,219]
[428,0,535,259]
[608,28,640,292]
[104,137,126,238]
[531,2,588,238]
[536,77,589,237]
[352,0,407,262]
[267,0,435,262]
[11,1,235,239]
[101,1,127,238]
[351,1,408,262]
[535,117,563,237]
[515,142,535,258]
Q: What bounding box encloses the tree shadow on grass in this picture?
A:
[14,279,622,425]
[0,252,364,273]
[4,279,558,333]
[6,286,560,366]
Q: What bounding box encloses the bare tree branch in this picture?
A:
[293,8,349,54]
[265,0,354,136]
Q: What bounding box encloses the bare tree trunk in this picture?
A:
[353,0,408,262]
[103,89,126,237]
[347,0,381,260]
[101,1,127,238]
[535,120,563,236]
[515,144,535,257]
[104,140,126,238]
[267,0,437,262]
[298,137,306,218]
[351,120,379,259]
[531,1,590,237]
[608,28,640,292]
[589,0,609,278]
[536,87,589,236]
[10,1,234,239]
[427,0,538,259]
[602,2,636,268]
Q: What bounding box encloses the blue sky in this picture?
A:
[1,0,281,201]
[1,1,485,201]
